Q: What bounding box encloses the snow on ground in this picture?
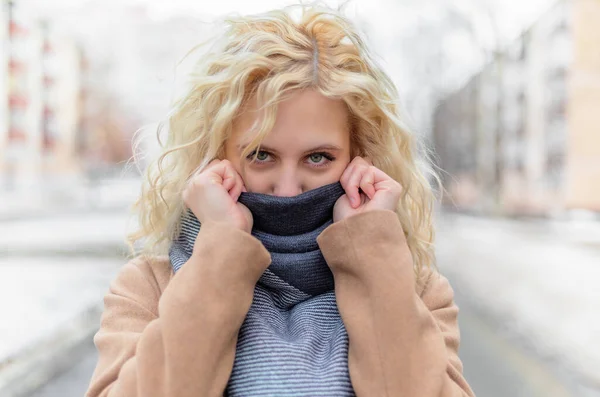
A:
[0,257,123,364]
[0,195,134,368]
[435,213,600,387]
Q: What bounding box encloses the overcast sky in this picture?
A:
[15,0,558,64]
[19,0,555,36]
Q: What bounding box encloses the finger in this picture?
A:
[207,158,221,167]
[371,166,401,190]
[188,159,221,185]
[188,159,215,182]
[339,156,366,188]
[219,162,237,191]
[345,165,368,208]
[221,174,235,191]
[198,158,221,176]
[340,157,372,203]
[216,161,245,200]
[339,162,355,188]
[228,171,245,201]
[370,168,403,207]
[359,168,376,200]
[229,180,242,201]
[353,156,370,167]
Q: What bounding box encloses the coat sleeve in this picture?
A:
[316,209,475,397]
[85,221,271,397]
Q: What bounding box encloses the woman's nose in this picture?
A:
[272,173,303,197]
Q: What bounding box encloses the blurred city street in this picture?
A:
[1,0,600,396]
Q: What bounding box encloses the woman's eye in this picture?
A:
[247,150,271,163]
[308,153,324,164]
[306,152,335,167]
[256,151,269,161]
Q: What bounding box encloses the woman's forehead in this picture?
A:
[230,89,350,148]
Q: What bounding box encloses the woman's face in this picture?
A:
[224,89,352,196]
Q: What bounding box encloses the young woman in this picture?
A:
[86,5,475,397]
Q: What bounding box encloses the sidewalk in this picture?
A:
[435,212,600,391]
[0,256,124,397]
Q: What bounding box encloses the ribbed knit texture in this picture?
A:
[169,182,354,397]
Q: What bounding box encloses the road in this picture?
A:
[452,287,575,397]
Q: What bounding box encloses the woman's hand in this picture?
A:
[183,159,253,233]
[333,156,403,223]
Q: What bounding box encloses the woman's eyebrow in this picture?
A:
[302,145,343,153]
[237,143,342,154]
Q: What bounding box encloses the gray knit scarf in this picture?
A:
[169,181,355,397]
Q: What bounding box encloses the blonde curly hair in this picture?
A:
[128,4,440,277]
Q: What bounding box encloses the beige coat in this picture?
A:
[85,209,475,396]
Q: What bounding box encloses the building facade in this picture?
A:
[0,2,8,174]
[433,0,600,216]
[566,0,600,211]
[0,1,84,189]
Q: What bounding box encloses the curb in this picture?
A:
[0,303,103,397]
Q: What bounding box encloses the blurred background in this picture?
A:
[0,0,599,396]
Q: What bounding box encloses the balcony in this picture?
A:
[43,76,55,88]
[8,59,27,74]
[8,94,29,110]
[8,127,27,143]
[8,21,29,38]
[43,42,55,55]
[42,133,56,150]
